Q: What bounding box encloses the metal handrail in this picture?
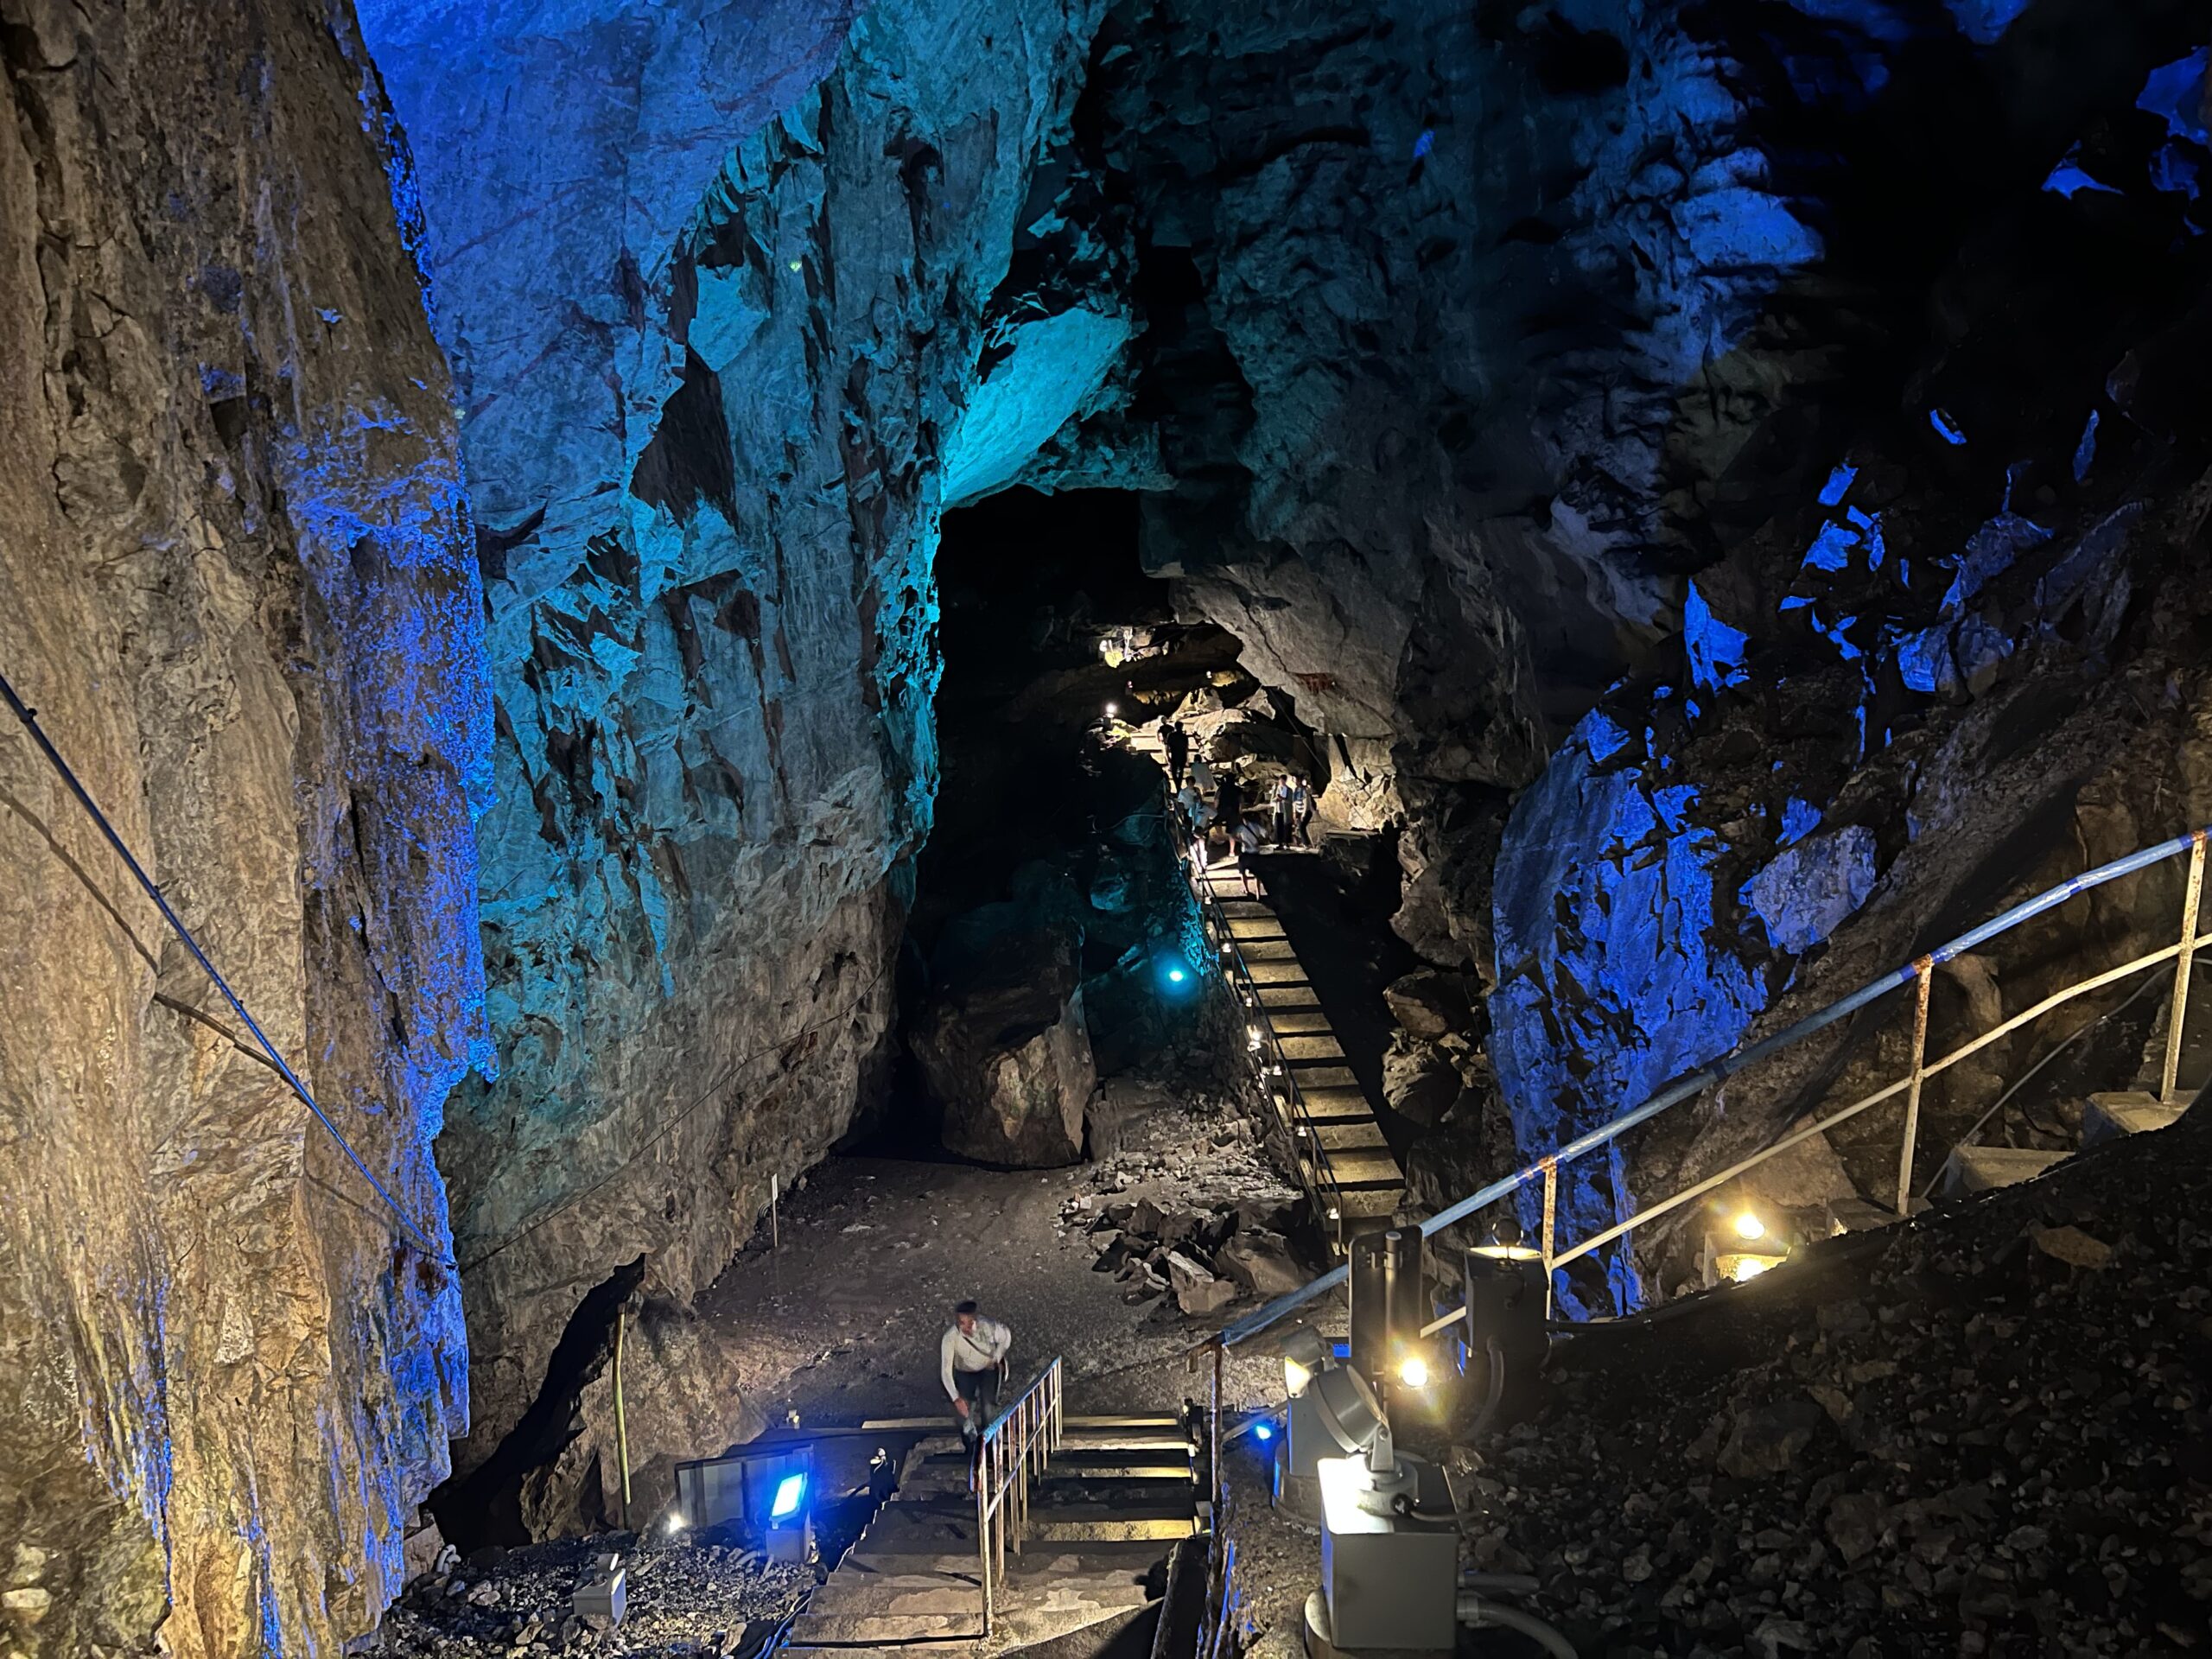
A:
[1183,856,1355,1247]
[1224,824,2212,1348]
[976,1356,1064,1637]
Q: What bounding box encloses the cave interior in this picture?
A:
[1,0,2210,1653]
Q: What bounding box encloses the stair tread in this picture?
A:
[1943,1145,2069,1194]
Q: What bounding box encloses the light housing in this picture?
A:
[769,1472,807,1522]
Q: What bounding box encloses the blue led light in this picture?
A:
[1253,1421,1275,1442]
[771,1472,806,1522]
[1167,967,1187,983]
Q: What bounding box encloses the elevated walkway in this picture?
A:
[1115,717,1404,1249]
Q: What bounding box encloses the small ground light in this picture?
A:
[1730,1256,1773,1283]
[1104,702,1119,717]
[770,1472,807,1522]
[1397,1355,1429,1389]
[1733,1211,1766,1242]
[664,1512,686,1537]
[1254,1419,1275,1442]
[1166,966,1187,983]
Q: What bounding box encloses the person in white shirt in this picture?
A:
[941,1300,1014,1449]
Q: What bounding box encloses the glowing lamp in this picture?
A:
[1727,1255,1772,1284]
[770,1472,807,1522]
[1732,1211,1766,1242]
[1104,702,1119,717]
[1396,1355,1429,1390]
[1253,1420,1275,1443]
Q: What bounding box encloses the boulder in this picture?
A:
[1383,969,1478,1039]
[1383,1037,1462,1128]
[1165,1252,1237,1317]
[1215,1230,1308,1298]
[1717,1399,1823,1479]
[914,916,1096,1168]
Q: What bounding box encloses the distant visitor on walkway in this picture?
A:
[1161,720,1190,788]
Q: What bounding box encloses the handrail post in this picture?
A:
[1895,958,1935,1217]
[1538,1158,1559,1319]
[2163,831,2206,1102]
[978,1472,993,1637]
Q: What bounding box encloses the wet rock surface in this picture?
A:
[359,0,1119,1501]
[0,3,482,1653]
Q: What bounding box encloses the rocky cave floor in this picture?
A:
[366,1077,1306,1656]
[1228,1109,2211,1659]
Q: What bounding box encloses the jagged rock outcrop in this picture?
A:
[1481,27,2212,1313]
[0,3,484,1652]
[915,910,1097,1166]
[358,0,1115,1506]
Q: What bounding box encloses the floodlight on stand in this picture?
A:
[769,1472,807,1522]
[1281,1327,1330,1397]
[1309,1360,1385,1456]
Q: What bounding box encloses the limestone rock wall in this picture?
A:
[358,0,1114,1497]
[0,2,485,1653]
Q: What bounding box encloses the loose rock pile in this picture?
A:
[359,1538,814,1657]
[1465,1110,2212,1656]
[1063,1192,1313,1319]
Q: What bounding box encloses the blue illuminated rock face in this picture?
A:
[357,0,1116,1497]
[0,3,485,1654]
[1482,15,2212,1310]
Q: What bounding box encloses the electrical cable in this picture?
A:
[1916,960,2172,1201]
[0,668,453,1265]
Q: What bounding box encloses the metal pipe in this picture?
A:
[1539,1158,1558,1319]
[1894,958,1935,1217]
[2164,832,2205,1101]
[613,1307,632,1531]
[1457,1598,1576,1659]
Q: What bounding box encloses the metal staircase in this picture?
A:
[782,1367,1198,1658]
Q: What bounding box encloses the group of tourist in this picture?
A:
[1160,719,1315,892]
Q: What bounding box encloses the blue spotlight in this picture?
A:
[1167,966,1187,984]
[1253,1420,1275,1443]
[770,1472,807,1522]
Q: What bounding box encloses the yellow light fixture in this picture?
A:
[1728,1255,1773,1284]
[1396,1355,1429,1389]
[1732,1211,1766,1242]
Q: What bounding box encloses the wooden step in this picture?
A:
[1324,1148,1405,1185]
[2082,1091,2185,1147]
[1262,1008,1334,1035]
[784,1611,979,1644]
[1313,1122,1389,1153]
[1941,1145,2068,1196]
[1243,961,1312,988]
[1332,1189,1403,1221]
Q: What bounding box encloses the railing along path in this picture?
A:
[975,1357,1064,1636]
[1214,825,2212,1351]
